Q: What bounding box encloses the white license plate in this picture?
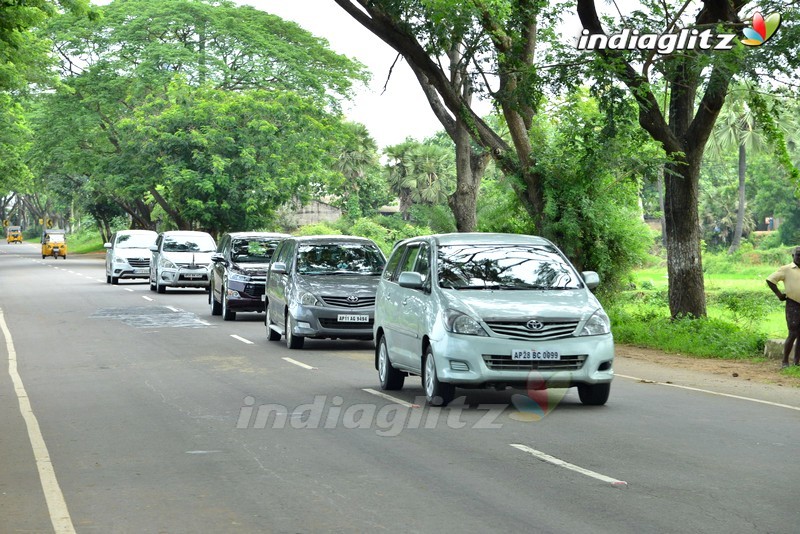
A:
[184,273,203,279]
[337,314,369,323]
[512,349,560,361]
[135,268,148,274]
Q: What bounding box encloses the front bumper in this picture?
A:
[160,267,210,288]
[113,266,151,280]
[289,303,374,340]
[226,281,266,312]
[428,333,614,388]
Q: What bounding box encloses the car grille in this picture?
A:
[484,320,580,341]
[320,296,376,308]
[482,354,587,371]
[318,318,374,329]
[244,283,266,298]
[128,258,149,268]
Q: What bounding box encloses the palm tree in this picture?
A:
[333,122,379,218]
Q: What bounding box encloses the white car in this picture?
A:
[373,233,614,406]
[149,230,216,293]
[104,230,158,285]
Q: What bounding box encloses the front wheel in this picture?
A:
[209,282,222,316]
[111,276,119,285]
[285,313,304,350]
[266,314,281,341]
[577,383,610,406]
[423,346,454,406]
[378,335,404,391]
[222,283,236,321]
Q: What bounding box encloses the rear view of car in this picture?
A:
[373,233,614,406]
[209,232,288,320]
[265,236,386,349]
[104,230,158,284]
[149,231,216,293]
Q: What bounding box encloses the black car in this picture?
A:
[209,232,289,320]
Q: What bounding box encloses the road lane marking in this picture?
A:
[282,357,316,370]
[0,308,76,533]
[231,335,254,345]
[363,388,419,408]
[617,374,800,412]
[124,288,134,292]
[142,296,153,302]
[165,306,181,312]
[511,444,627,488]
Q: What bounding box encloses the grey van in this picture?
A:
[265,235,386,349]
[373,233,614,406]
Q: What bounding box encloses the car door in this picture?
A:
[212,234,230,303]
[105,232,117,276]
[267,239,295,330]
[377,244,406,360]
[150,233,163,285]
[394,242,431,372]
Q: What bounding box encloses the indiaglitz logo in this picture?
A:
[577,11,781,54]
[741,13,781,46]
[509,373,568,422]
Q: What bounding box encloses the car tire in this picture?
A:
[423,346,454,406]
[209,282,222,316]
[285,312,304,350]
[266,315,281,341]
[149,271,156,292]
[111,276,119,285]
[378,335,404,391]
[157,279,166,294]
[106,274,111,284]
[222,283,236,321]
[577,383,610,406]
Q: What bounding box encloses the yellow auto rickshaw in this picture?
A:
[42,229,67,259]
[6,225,22,244]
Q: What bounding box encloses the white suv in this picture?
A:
[149,231,216,293]
[373,233,614,406]
[104,230,158,284]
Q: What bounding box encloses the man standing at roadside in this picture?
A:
[767,247,800,368]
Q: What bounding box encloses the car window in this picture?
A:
[415,243,431,282]
[437,244,582,290]
[399,245,421,274]
[232,238,282,263]
[162,234,215,253]
[296,243,385,275]
[116,233,156,249]
[383,245,404,281]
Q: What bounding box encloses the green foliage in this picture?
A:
[609,306,767,360]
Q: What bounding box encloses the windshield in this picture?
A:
[296,243,385,275]
[232,238,282,263]
[47,234,66,244]
[437,244,582,290]
[163,234,215,253]
[116,233,156,249]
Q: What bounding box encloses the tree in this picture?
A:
[385,138,455,220]
[576,0,800,317]
[329,122,388,219]
[334,0,564,234]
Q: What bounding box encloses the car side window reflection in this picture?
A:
[384,246,404,281]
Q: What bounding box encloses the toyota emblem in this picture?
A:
[526,320,544,331]
[347,295,360,303]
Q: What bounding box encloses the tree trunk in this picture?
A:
[728,143,746,254]
[448,120,490,232]
[657,166,666,248]
[664,160,706,317]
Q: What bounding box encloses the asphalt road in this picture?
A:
[1,241,799,533]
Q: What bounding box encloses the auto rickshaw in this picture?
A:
[6,225,22,244]
[42,229,67,259]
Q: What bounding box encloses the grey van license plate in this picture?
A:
[512,349,560,361]
[337,314,369,323]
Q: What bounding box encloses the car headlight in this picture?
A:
[579,309,611,336]
[299,291,320,306]
[443,309,488,336]
[160,257,177,270]
[114,257,128,264]
[229,273,251,283]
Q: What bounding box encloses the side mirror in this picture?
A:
[103,243,112,249]
[271,261,287,275]
[149,245,159,252]
[211,253,226,264]
[398,271,424,290]
[582,271,600,290]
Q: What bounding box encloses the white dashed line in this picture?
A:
[511,444,627,487]
[362,388,418,408]
[231,335,254,345]
[142,296,153,302]
[282,357,316,370]
[164,306,181,312]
